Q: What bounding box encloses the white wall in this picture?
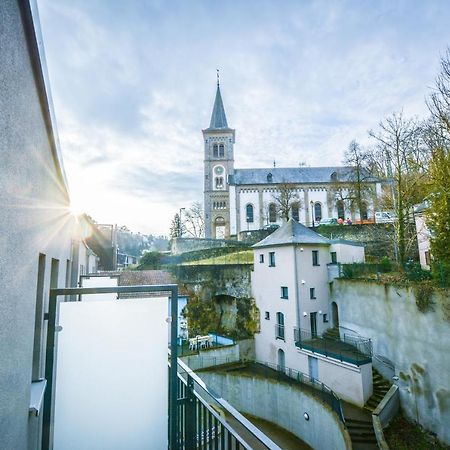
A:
[330,243,365,264]
[415,214,431,269]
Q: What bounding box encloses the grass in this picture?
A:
[384,415,449,450]
[181,250,254,266]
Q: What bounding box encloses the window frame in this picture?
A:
[269,252,276,267]
[281,286,289,299]
[246,203,254,223]
[312,250,320,266]
[310,287,316,299]
[265,311,270,320]
[259,254,264,263]
[330,251,337,264]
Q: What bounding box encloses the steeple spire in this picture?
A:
[209,73,228,129]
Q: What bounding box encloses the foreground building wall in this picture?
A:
[332,279,450,445]
[0,1,75,449]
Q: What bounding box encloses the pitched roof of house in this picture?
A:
[231,166,359,185]
[253,219,330,248]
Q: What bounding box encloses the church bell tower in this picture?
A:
[203,76,235,239]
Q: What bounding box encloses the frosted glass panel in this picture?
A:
[54,298,168,450]
[80,276,118,302]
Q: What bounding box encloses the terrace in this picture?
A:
[294,327,372,366]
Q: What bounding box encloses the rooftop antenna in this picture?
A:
[217,69,220,87]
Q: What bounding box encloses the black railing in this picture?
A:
[275,324,285,340]
[174,358,281,449]
[294,327,372,366]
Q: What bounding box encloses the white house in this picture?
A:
[252,220,372,407]
[414,202,432,270]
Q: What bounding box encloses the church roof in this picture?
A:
[206,85,229,130]
[253,219,330,248]
[232,166,357,185]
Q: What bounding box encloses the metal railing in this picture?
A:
[173,357,281,449]
[294,327,372,366]
[258,361,345,423]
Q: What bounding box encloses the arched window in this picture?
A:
[291,202,300,222]
[276,312,285,340]
[215,177,224,189]
[269,203,277,223]
[213,143,219,158]
[330,171,338,182]
[277,349,285,371]
[314,202,322,221]
[267,173,273,183]
[361,202,368,221]
[215,216,226,239]
[336,200,345,219]
[218,143,225,158]
[246,204,254,223]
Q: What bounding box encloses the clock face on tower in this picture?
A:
[214,165,224,175]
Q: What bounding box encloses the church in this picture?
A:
[203,82,382,239]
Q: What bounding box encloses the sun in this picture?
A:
[69,197,85,216]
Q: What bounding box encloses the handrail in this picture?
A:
[180,355,345,424]
[173,355,282,449]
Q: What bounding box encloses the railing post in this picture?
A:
[185,374,197,449]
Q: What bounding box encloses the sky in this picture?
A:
[37,0,450,236]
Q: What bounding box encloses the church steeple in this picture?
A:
[209,83,229,129]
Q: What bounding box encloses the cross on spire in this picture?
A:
[217,69,220,87]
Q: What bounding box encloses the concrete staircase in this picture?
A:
[342,402,378,450]
[365,368,391,412]
[322,326,340,340]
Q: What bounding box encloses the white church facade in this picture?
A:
[203,82,383,239]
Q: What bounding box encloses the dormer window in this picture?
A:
[267,173,273,183]
[330,171,338,182]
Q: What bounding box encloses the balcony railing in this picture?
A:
[294,327,372,366]
[173,357,281,449]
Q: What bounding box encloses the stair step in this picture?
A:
[352,437,378,443]
[345,418,373,425]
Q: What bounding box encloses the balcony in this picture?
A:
[294,327,372,366]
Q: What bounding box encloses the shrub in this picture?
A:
[413,283,434,313]
[404,261,432,282]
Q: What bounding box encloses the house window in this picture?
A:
[331,252,337,264]
[310,288,316,299]
[269,203,277,223]
[213,143,219,157]
[259,254,264,263]
[281,286,289,299]
[219,143,225,157]
[269,252,276,267]
[337,200,345,219]
[314,202,322,221]
[276,312,285,340]
[265,311,270,320]
[323,314,328,323]
[291,202,300,222]
[246,204,254,223]
[425,251,431,266]
[312,250,319,266]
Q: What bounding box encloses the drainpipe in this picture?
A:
[293,245,301,332]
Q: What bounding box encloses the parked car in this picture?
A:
[262,224,280,231]
[375,211,396,224]
[319,218,338,226]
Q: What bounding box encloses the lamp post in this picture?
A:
[310,200,315,228]
[179,207,185,237]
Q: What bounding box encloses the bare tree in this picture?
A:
[182,202,205,238]
[428,47,450,135]
[272,184,301,221]
[368,112,426,263]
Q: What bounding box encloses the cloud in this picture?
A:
[37,0,450,234]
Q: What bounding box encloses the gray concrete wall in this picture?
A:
[0,1,74,449]
[198,372,352,450]
[332,280,450,444]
